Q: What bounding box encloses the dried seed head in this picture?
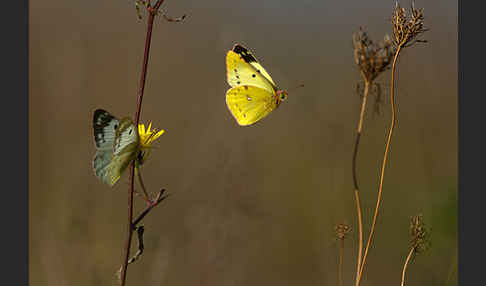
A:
[335,223,350,240]
[410,214,430,254]
[353,28,395,82]
[392,2,428,48]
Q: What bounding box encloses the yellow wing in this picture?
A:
[226,85,278,126]
[226,44,276,94]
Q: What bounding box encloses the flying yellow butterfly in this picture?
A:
[225,44,288,126]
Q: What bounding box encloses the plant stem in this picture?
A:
[357,45,402,285]
[133,189,168,227]
[137,167,151,202]
[120,1,166,285]
[352,80,370,286]
[353,191,363,285]
[400,248,414,286]
[338,237,345,286]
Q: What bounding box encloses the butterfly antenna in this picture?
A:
[287,83,305,92]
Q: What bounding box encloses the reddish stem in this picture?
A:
[133,189,169,226]
[120,1,166,285]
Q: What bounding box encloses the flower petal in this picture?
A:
[152,129,165,141]
[147,122,152,133]
[136,120,164,149]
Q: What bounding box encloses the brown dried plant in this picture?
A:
[351,28,393,286]
[335,223,350,286]
[401,215,430,286]
[392,2,428,48]
[353,2,427,286]
[353,29,394,83]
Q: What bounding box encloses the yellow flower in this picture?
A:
[138,121,165,150]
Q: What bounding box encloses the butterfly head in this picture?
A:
[277,84,304,105]
[276,90,288,105]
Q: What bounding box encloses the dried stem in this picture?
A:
[356,4,426,284]
[335,223,349,286]
[351,28,392,286]
[357,43,401,286]
[352,80,369,286]
[357,45,401,285]
[120,1,167,285]
[116,226,146,281]
[400,247,414,286]
[338,238,344,286]
[399,214,429,286]
[129,226,146,264]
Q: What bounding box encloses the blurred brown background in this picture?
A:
[30,0,457,285]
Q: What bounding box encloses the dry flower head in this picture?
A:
[392,2,428,47]
[335,223,350,240]
[353,29,395,82]
[410,214,430,254]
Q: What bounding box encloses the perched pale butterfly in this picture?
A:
[92,109,141,186]
[225,44,288,126]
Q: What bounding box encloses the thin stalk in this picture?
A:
[338,237,345,286]
[133,189,168,226]
[353,191,363,286]
[357,45,402,285]
[352,80,370,286]
[137,167,150,202]
[120,1,166,285]
[400,248,414,286]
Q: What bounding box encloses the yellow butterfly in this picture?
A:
[225,44,288,126]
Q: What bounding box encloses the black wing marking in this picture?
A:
[233,44,257,63]
[93,109,119,150]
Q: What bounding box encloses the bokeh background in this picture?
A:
[30,0,457,285]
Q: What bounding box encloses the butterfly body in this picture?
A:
[92,109,140,186]
[225,44,288,126]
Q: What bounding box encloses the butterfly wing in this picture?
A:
[226,44,277,94]
[93,109,120,185]
[106,117,140,186]
[226,85,278,126]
